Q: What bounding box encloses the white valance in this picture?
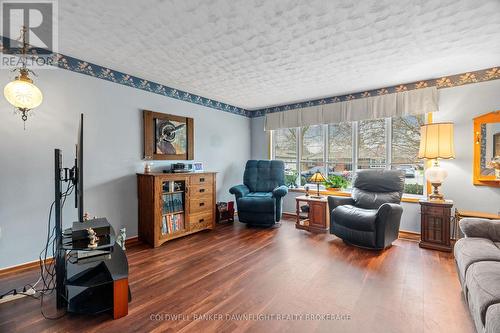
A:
[264,86,438,131]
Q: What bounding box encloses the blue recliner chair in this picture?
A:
[229,160,288,226]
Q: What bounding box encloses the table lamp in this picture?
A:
[309,171,326,198]
[418,122,455,201]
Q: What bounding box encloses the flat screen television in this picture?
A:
[54,113,84,308]
[75,113,84,222]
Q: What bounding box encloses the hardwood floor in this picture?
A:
[0,219,474,333]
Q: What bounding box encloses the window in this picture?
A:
[272,128,298,187]
[300,125,324,185]
[328,122,353,175]
[358,119,386,169]
[271,114,429,196]
[391,115,426,195]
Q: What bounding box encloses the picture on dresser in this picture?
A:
[143,110,194,160]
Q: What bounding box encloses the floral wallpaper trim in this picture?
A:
[2,36,499,119]
[248,67,500,118]
[0,36,250,117]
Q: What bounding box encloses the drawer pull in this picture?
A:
[199,202,205,207]
[199,189,205,193]
[199,218,204,223]
[200,177,205,182]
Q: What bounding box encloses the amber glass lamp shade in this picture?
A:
[309,171,326,198]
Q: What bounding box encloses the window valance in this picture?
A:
[264,86,438,131]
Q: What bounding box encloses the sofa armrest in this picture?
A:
[272,185,288,198]
[229,184,250,199]
[460,218,500,241]
[327,196,355,213]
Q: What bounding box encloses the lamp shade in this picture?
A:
[418,123,455,159]
[4,78,43,110]
[309,171,326,183]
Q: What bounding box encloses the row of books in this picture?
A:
[161,214,184,235]
[162,193,184,213]
[162,181,184,193]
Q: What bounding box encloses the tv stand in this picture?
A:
[61,219,130,319]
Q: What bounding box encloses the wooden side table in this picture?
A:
[419,199,454,252]
[295,195,329,233]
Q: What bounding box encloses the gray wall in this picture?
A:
[0,68,251,269]
[250,79,500,232]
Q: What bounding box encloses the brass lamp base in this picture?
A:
[428,182,445,202]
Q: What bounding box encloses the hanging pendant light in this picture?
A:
[3,26,43,127]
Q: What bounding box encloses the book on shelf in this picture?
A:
[161,215,168,235]
[164,213,184,233]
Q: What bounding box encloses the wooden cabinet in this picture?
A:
[137,172,216,247]
[419,199,453,252]
[295,195,329,233]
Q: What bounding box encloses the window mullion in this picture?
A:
[385,118,392,170]
[352,121,358,171]
[296,127,301,187]
[323,124,328,176]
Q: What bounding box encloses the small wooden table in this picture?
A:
[295,195,329,233]
[419,199,454,252]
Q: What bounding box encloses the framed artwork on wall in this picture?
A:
[143,110,194,160]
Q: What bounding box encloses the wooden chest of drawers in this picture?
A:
[419,199,453,252]
[137,172,216,247]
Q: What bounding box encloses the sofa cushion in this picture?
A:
[332,205,377,232]
[465,261,500,331]
[454,238,500,289]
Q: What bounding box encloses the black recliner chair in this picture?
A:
[329,169,405,250]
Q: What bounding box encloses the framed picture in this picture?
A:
[143,110,194,160]
[193,162,204,172]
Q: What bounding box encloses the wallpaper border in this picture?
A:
[2,36,499,119]
[0,36,250,117]
[249,67,500,118]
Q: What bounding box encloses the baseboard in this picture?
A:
[125,236,141,248]
[282,212,296,219]
[0,258,53,277]
[398,230,421,241]
[0,236,142,276]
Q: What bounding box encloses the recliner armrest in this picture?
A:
[229,184,250,199]
[327,196,355,212]
[272,185,288,198]
[376,203,403,221]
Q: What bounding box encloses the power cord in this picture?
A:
[0,182,75,320]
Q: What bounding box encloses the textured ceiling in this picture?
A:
[57,0,500,110]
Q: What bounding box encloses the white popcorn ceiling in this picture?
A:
[58,0,500,110]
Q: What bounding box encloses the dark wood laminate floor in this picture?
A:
[0,219,474,333]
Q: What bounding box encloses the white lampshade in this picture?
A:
[418,123,455,159]
[4,78,43,110]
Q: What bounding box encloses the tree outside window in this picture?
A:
[391,115,426,195]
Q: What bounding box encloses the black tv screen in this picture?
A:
[75,113,84,222]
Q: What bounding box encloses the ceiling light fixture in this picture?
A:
[3,26,43,129]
